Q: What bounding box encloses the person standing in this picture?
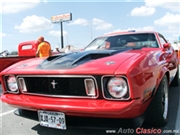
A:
[53,46,60,53]
[178,42,180,59]
[36,36,52,58]
[65,45,73,54]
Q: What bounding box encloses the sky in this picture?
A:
[0,0,180,53]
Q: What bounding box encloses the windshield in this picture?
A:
[85,33,159,50]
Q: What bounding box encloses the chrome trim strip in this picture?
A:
[18,92,98,99]
[16,75,99,99]
[3,75,19,94]
[84,79,96,97]
[101,75,131,101]
[17,75,96,78]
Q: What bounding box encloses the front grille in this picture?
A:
[18,76,95,97]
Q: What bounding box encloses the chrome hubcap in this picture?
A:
[162,80,168,119]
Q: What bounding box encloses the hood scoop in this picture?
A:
[37,49,131,69]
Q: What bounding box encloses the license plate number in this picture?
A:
[38,110,66,130]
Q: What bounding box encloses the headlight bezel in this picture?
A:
[101,75,130,100]
[4,75,19,94]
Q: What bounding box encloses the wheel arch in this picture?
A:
[154,66,170,96]
[145,74,169,126]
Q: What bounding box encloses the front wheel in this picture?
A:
[145,75,169,127]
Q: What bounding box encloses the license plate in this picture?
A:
[38,110,66,130]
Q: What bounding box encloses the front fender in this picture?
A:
[155,66,169,94]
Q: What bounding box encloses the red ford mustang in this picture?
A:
[0,31,179,130]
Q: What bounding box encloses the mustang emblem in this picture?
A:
[51,80,58,89]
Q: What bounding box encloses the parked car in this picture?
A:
[0,41,39,75]
[0,40,60,83]
[0,31,179,130]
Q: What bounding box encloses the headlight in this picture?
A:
[107,77,128,98]
[7,75,18,93]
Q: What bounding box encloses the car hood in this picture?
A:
[37,49,132,69]
[2,49,143,75]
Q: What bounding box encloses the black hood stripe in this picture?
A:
[37,48,132,70]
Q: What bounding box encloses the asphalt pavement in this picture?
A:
[0,74,180,135]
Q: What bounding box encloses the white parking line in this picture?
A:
[0,109,16,117]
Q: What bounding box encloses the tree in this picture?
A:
[10,51,18,55]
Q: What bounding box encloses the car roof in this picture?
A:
[99,31,158,38]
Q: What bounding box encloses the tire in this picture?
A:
[171,66,179,86]
[145,75,169,127]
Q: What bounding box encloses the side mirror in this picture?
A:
[163,43,170,48]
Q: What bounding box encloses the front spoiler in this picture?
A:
[1,94,146,118]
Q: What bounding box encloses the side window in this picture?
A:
[159,36,167,45]
[22,44,32,50]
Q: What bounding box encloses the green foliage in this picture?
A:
[10,51,18,55]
